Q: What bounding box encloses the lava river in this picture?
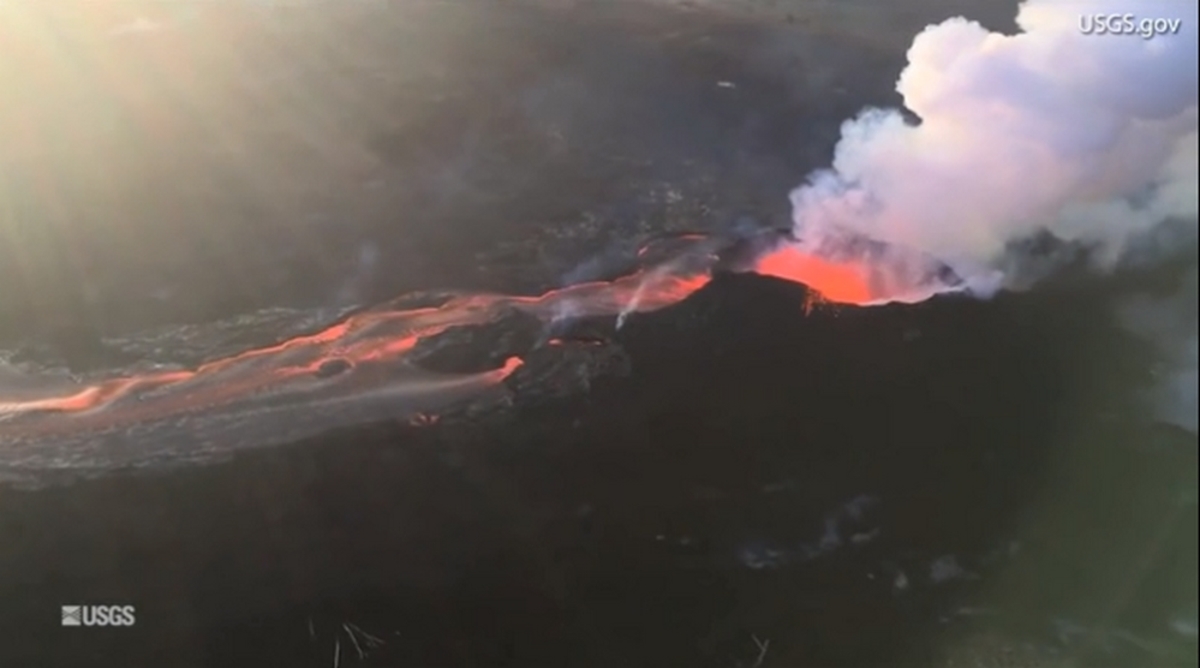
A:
[0,234,873,481]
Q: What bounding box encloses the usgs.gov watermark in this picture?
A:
[1079,13,1185,39]
[61,604,136,627]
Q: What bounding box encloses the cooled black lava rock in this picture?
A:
[542,314,621,342]
[504,339,632,402]
[408,307,544,373]
[9,322,138,374]
[439,337,632,422]
[615,270,821,342]
[313,357,352,379]
[371,290,461,313]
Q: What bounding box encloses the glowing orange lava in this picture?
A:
[497,356,525,378]
[753,246,873,305]
[2,232,722,452]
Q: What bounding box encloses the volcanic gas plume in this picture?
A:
[757,0,1199,303]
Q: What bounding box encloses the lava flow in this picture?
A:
[0,236,723,477]
[0,231,885,480]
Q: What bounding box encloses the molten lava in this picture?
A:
[753,246,874,305]
[0,235,717,461]
[1,231,876,476]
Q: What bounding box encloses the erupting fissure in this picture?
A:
[753,246,875,305]
[0,224,878,469]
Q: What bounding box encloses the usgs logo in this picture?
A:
[61,605,136,627]
[1078,13,1185,39]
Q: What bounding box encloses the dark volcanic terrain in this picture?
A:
[2,269,1197,667]
[0,2,1196,667]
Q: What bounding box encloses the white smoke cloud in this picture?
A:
[108,18,163,38]
[786,0,1199,299]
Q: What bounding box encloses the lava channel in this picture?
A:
[0,231,887,479]
[0,237,720,475]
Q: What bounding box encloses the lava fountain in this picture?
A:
[753,245,875,305]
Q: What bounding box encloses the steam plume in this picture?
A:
[1117,268,1199,432]
[779,0,1198,302]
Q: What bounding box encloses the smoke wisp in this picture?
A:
[1117,267,1199,432]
